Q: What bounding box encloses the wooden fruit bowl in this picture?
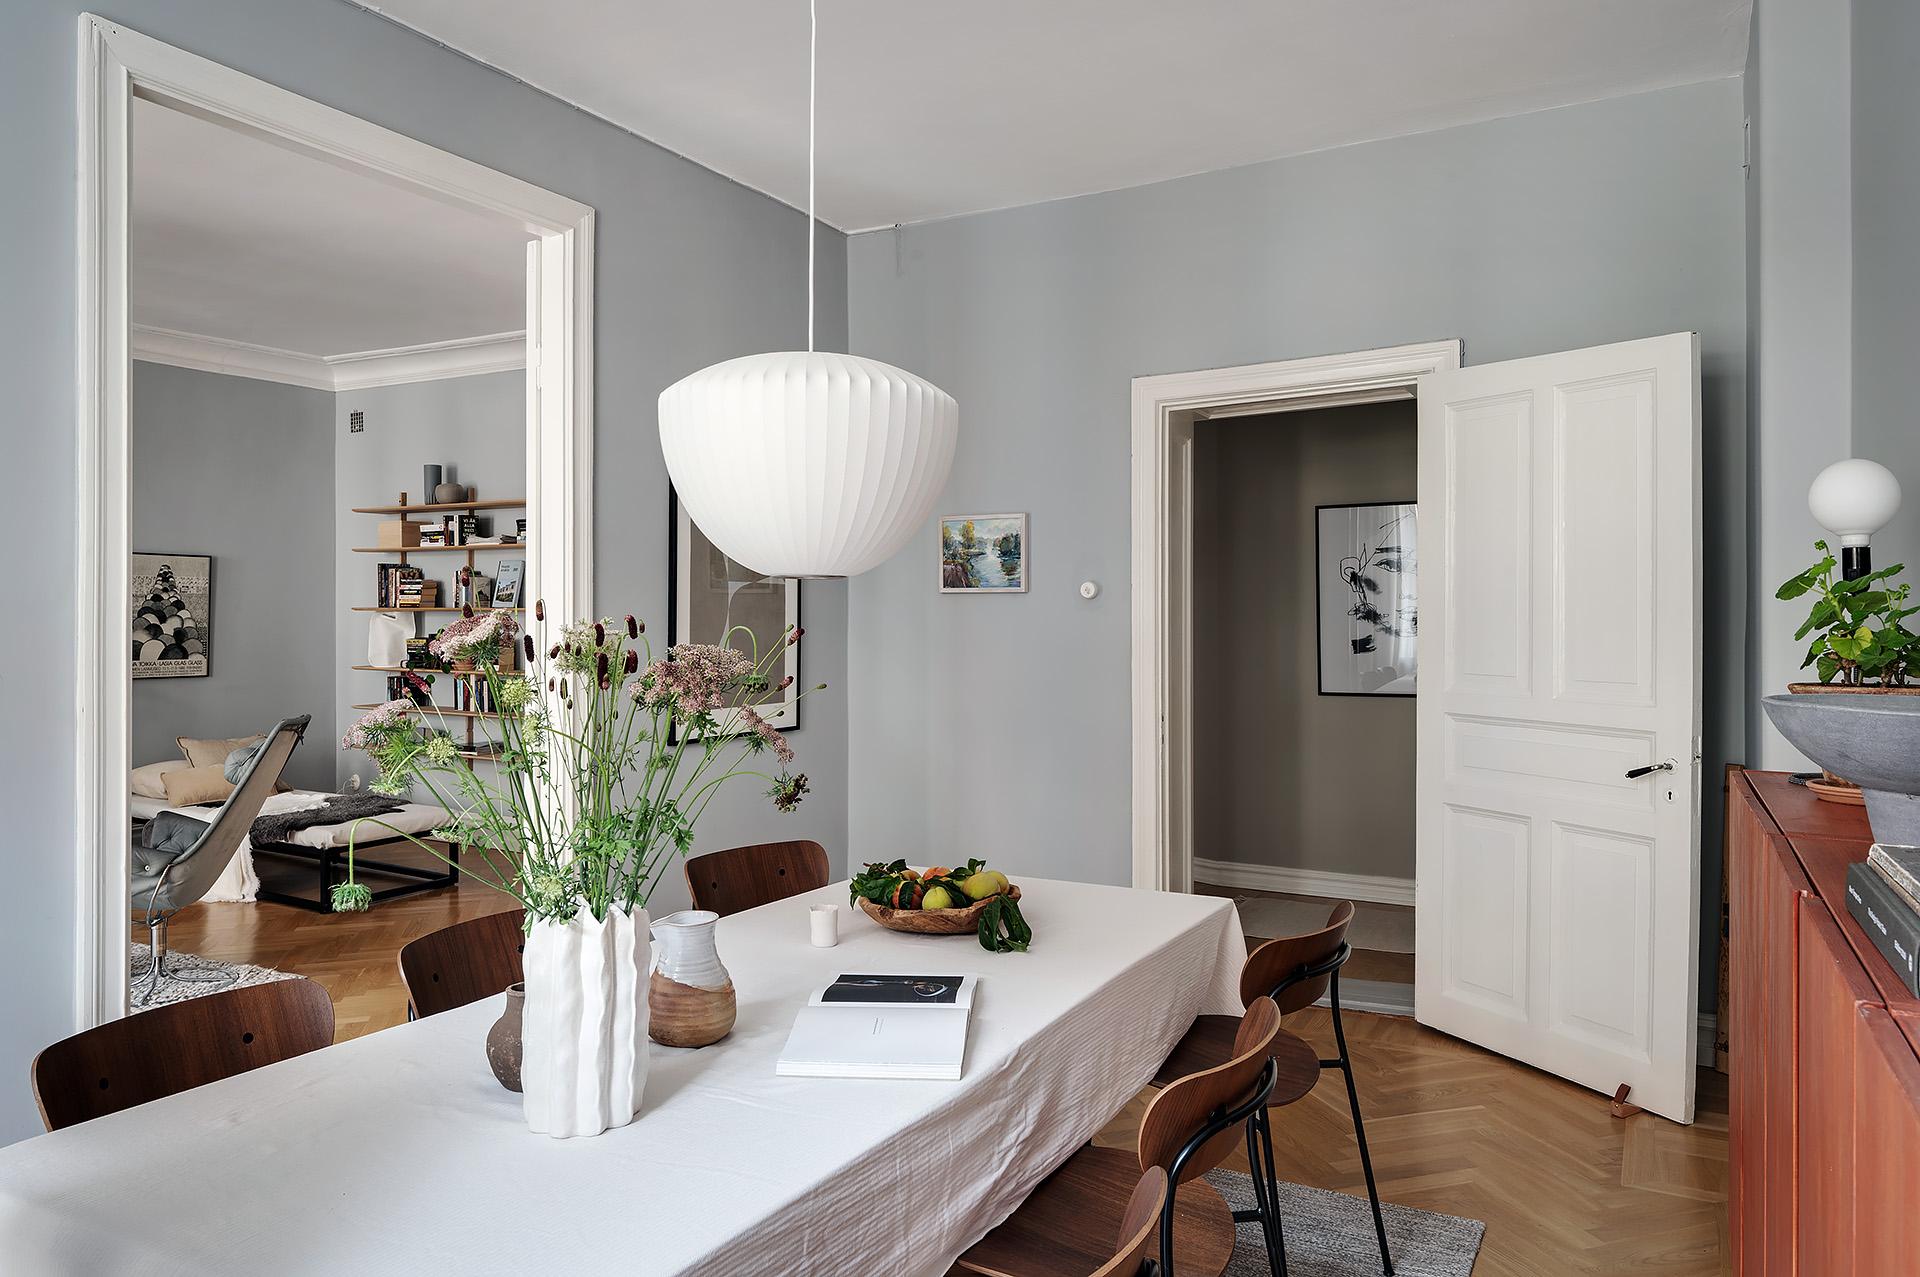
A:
[857,885,1021,936]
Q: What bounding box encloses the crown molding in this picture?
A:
[130,324,526,392]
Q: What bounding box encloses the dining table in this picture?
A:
[0,878,1248,1276]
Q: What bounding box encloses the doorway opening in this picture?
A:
[77,15,593,1029]
[1188,399,1419,1014]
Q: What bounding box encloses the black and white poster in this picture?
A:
[1316,503,1416,696]
[131,553,212,679]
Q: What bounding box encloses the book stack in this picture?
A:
[396,576,440,608]
[1846,844,1920,995]
[375,562,427,608]
[404,637,443,671]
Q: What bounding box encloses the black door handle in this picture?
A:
[1625,761,1676,780]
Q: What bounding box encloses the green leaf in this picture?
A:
[1831,626,1873,660]
[1817,652,1842,683]
[1776,570,1818,601]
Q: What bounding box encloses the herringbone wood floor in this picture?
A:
[154,885,1728,1275]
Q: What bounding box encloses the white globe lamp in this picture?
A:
[657,1,956,579]
[1808,458,1903,579]
[659,352,957,578]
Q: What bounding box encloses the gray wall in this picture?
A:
[846,80,1748,1016]
[1,0,845,1144]
[131,362,336,790]
[1852,0,1920,581]
[1192,403,1417,881]
[1745,0,1858,768]
[332,371,525,789]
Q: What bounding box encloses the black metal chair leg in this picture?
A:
[1330,973,1392,1275]
[1240,1117,1285,1276]
[1255,1107,1289,1277]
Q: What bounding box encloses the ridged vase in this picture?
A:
[520,906,650,1138]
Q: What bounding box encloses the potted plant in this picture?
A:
[1777,540,1917,691]
[336,601,816,1137]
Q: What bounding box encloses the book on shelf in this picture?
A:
[1845,861,1920,997]
[374,562,426,609]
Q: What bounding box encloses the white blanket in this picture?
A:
[131,789,451,903]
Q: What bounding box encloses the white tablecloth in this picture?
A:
[0,879,1246,1276]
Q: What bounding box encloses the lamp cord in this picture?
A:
[807,0,816,353]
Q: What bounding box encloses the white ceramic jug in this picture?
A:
[648,909,736,1047]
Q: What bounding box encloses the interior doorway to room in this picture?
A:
[1187,400,1419,1015]
[1133,336,1706,1122]
[77,16,593,1030]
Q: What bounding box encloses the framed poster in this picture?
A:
[1315,503,1417,696]
[131,553,212,679]
[939,513,1027,592]
[669,489,801,736]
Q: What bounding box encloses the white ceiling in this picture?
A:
[131,97,530,357]
[353,0,1752,232]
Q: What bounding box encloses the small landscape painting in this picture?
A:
[941,514,1027,593]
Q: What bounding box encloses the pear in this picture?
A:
[960,869,1009,901]
[921,885,957,910]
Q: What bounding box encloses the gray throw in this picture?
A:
[251,793,407,847]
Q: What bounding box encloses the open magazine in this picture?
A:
[778,974,979,1080]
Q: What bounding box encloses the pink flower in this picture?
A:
[739,707,796,764]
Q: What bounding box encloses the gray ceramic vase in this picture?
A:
[1762,693,1920,845]
[486,982,525,1092]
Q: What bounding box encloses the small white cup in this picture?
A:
[809,903,840,948]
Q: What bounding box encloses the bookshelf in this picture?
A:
[351,493,527,765]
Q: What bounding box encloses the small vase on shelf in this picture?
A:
[434,481,467,505]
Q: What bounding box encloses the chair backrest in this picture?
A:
[1138,997,1282,1182]
[152,716,310,912]
[1239,899,1355,1014]
[685,840,830,916]
[32,977,334,1131]
[1089,1167,1170,1277]
[398,908,527,1018]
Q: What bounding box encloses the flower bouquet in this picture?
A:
[337,600,817,1136]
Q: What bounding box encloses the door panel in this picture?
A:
[1852,1007,1920,1274]
[1416,333,1701,1122]
[1797,897,1876,1274]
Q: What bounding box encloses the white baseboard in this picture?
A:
[1320,978,1414,1017]
[1193,857,1415,907]
[1698,1011,1719,1063]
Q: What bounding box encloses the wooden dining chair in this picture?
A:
[685,840,829,916]
[956,999,1284,1277]
[32,978,334,1131]
[1152,900,1392,1275]
[398,908,526,1019]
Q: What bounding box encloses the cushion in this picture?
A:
[160,764,235,807]
[178,734,264,769]
[223,740,266,783]
[130,759,190,800]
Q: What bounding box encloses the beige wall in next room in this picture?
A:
[1192,399,1417,882]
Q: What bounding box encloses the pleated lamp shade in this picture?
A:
[659,350,958,578]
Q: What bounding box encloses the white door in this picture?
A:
[1414,333,1702,1123]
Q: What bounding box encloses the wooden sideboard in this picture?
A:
[1728,770,1920,1274]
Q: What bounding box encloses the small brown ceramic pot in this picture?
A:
[486,982,525,1092]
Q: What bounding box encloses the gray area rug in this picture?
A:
[1206,1170,1484,1276]
[130,943,296,1011]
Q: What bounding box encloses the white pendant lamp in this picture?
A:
[658,2,957,578]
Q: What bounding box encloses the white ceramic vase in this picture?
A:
[520,906,650,1138]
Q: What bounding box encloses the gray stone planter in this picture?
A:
[1763,693,1920,845]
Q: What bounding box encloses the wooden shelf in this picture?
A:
[351,498,526,515]
[352,665,496,677]
[351,544,526,554]
[350,606,522,613]
[353,702,503,720]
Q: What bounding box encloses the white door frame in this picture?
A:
[1129,342,1461,892]
[75,15,596,1028]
